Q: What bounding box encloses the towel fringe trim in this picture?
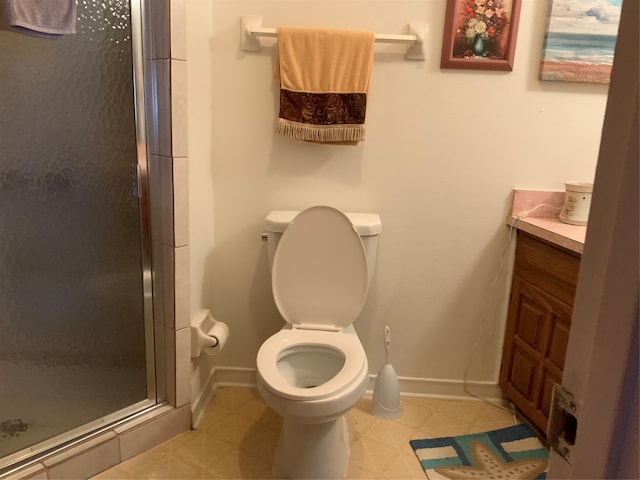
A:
[276,119,365,143]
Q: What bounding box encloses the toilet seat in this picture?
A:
[271,205,369,330]
[257,327,367,401]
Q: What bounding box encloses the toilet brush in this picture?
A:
[371,326,402,419]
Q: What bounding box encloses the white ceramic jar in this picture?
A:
[559,181,593,226]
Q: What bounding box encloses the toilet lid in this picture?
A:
[272,206,369,329]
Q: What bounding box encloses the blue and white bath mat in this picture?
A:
[409,423,549,479]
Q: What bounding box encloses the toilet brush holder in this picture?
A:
[371,326,402,419]
[371,364,402,419]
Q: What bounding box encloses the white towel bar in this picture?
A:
[240,15,428,61]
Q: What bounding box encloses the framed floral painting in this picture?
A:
[440,0,522,71]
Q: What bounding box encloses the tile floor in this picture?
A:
[93,386,518,479]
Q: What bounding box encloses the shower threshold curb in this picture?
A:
[1,403,191,480]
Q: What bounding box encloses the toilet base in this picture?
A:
[273,415,350,479]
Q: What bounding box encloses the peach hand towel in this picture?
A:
[276,27,375,144]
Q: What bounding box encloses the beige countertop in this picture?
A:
[507,189,587,255]
[506,214,586,254]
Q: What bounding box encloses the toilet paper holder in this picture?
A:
[190,309,230,358]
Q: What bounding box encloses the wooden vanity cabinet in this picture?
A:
[499,231,581,435]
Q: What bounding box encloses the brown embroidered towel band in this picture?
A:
[276,27,375,144]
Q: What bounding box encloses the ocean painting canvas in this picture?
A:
[540,0,622,84]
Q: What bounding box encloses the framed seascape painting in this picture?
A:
[440,0,522,71]
[540,0,622,84]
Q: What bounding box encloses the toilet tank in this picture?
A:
[264,210,382,283]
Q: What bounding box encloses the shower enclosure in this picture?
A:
[0,0,156,470]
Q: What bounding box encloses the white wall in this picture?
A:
[187,0,608,389]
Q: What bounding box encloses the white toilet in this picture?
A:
[257,205,382,479]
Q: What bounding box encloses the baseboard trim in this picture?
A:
[194,367,506,411]
[366,375,506,403]
[214,366,258,386]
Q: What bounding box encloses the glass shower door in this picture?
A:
[0,0,154,464]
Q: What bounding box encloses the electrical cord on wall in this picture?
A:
[514,202,563,220]
[462,203,562,421]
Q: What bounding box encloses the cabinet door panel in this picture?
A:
[510,346,538,400]
[516,297,546,351]
[547,315,571,369]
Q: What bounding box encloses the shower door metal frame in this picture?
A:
[0,0,159,472]
[131,0,158,404]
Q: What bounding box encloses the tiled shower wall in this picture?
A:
[5,1,191,479]
[146,0,190,412]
